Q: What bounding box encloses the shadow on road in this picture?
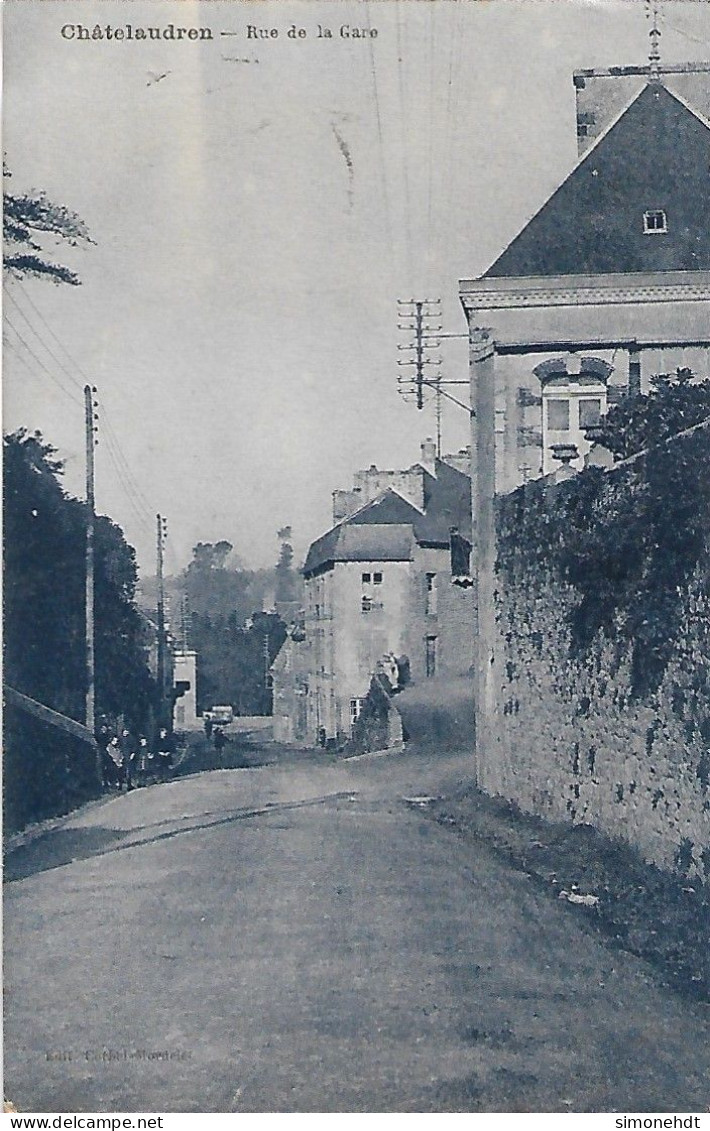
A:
[3,788,359,884]
[4,826,127,883]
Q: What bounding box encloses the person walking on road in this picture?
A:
[157,727,175,781]
[213,726,227,767]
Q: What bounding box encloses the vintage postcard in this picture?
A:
[3,0,710,1117]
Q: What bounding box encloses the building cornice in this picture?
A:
[459,271,710,313]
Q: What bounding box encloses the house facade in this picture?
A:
[460,64,710,493]
[271,629,309,744]
[173,649,200,731]
[271,443,474,746]
[459,59,710,792]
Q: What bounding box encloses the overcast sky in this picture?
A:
[4,0,709,577]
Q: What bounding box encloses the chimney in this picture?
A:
[441,446,471,475]
[332,487,361,524]
[420,437,437,473]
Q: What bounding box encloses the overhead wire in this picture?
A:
[100,422,154,533]
[426,0,437,268]
[4,315,83,406]
[4,281,156,534]
[9,282,155,516]
[3,333,80,410]
[441,0,467,255]
[363,0,395,263]
[395,0,415,288]
[99,410,155,530]
[659,13,710,50]
[5,283,86,396]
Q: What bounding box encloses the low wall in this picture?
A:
[4,701,101,835]
[488,425,710,882]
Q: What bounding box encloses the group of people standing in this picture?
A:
[96,723,176,791]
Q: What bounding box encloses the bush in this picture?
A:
[591,367,710,460]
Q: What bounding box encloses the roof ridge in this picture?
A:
[662,82,710,133]
[349,485,424,519]
[482,80,710,280]
[483,81,651,279]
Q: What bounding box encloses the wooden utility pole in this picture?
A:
[84,385,96,735]
[263,631,270,690]
[180,594,190,651]
[469,330,496,792]
[397,298,442,411]
[156,513,167,727]
[397,299,472,451]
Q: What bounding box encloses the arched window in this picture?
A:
[534,357,612,475]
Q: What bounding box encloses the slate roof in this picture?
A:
[348,489,423,526]
[303,522,416,577]
[417,459,472,544]
[484,82,710,279]
[303,463,471,577]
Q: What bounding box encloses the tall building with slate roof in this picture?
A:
[271,443,474,746]
[460,62,710,487]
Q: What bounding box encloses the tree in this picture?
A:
[274,527,296,603]
[590,368,710,461]
[187,540,237,573]
[3,165,93,285]
[173,539,294,714]
[3,429,155,730]
[182,541,253,623]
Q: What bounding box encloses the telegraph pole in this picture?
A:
[180,594,190,651]
[397,299,471,453]
[397,298,442,411]
[84,385,98,735]
[469,329,496,791]
[263,631,270,690]
[156,513,168,728]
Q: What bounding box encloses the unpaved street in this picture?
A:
[4,748,709,1113]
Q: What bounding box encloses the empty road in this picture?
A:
[4,747,709,1113]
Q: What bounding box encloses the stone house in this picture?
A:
[271,628,309,745]
[458,57,710,800]
[460,62,710,492]
[271,442,473,746]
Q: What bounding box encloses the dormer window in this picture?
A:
[643,209,667,234]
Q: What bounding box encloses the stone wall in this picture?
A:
[4,702,101,834]
[488,424,710,881]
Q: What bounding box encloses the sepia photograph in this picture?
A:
[3,0,710,1116]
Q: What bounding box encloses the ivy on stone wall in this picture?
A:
[496,423,710,699]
